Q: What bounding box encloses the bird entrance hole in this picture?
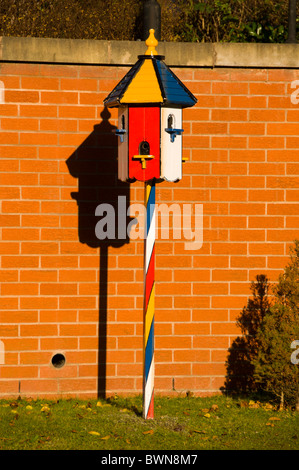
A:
[139,141,150,155]
[51,353,66,369]
[167,114,175,129]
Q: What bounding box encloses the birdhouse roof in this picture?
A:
[104,30,197,109]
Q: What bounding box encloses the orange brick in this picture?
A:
[60,324,96,336]
[20,324,58,336]
[20,132,58,146]
[40,119,77,132]
[211,216,247,228]
[230,176,265,188]
[5,90,39,103]
[59,296,96,309]
[212,136,247,149]
[19,379,58,394]
[40,283,77,295]
[0,104,19,116]
[286,216,299,228]
[0,270,19,282]
[250,82,285,95]
[58,105,96,118]
[267,176,299,188]
[2,255,39,268]
[287,163,299,175]
[230,256,266,268]
[0,132,19,145]
[230,122,265,135]
[248,189,285,202]
[60,78,98,91]
[40,337,78,350]
[270,150,298,164]
[250,109,285,122]
[249,136,284,149]
[230,229,265,241]
[20,104,58,117]
[211,242,247,255]
[212,269,248,282]
[2,283,38,296]
[193,363,226,376]
[20,269,57,282]
[249,242,284,255]
[248,216,284,228]
[20,297,58,310]
[268,203,299,215]
[212,82,248,95]
[2,228,40,241]
[0,366,38,379]
[212,109,247,121]
[57,378,97,392]
[41,310,77,323]
[267,229,298,241]
[21,76,59,90]
[41,91,78,104]
[1,63,40,75]
[286,189,299,201]
[230,203,265,215]
[192,122,227,134]
[231,95,267,108]
[4,338,39,351]
[268,123,299,135]
[0,242,19,254]
[1,118,39,131]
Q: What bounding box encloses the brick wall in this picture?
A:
[0,42,298,399]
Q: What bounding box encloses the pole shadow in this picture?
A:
[66,107,131,398]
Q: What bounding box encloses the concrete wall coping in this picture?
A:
[0,36,299,68]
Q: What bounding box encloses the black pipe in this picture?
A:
[287,0,297,43]
[142,0,161,41]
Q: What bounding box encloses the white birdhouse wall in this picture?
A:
[160,108,183,182]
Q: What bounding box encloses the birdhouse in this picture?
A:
[104,29,197,183]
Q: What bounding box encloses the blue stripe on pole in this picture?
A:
[146,183,155,237]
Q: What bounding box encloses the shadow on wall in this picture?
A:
[66,107,132,398]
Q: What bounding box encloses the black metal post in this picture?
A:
[287,0,297,43]
[142,0,161,41]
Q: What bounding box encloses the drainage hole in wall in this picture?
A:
[51,353,66,369]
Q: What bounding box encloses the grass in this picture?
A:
[0,394,298,451]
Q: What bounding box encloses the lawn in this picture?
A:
[0,394,298,451]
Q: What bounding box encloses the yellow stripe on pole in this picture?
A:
[144,283,155,347]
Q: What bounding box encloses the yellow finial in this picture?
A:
[145,29,158,56]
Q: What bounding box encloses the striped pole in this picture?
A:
[143,180,155,419]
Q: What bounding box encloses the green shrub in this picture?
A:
[252,241,299,410]
[225,241,299,410]
[224,274,272,394]
[171,0,292,43]
[0,0,297,42]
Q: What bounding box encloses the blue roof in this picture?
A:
[104,56,197,109]
[154,59,197,108]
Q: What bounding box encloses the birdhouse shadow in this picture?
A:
[66,107,132,398]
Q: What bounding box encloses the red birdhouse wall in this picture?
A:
[128,107,160,182]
